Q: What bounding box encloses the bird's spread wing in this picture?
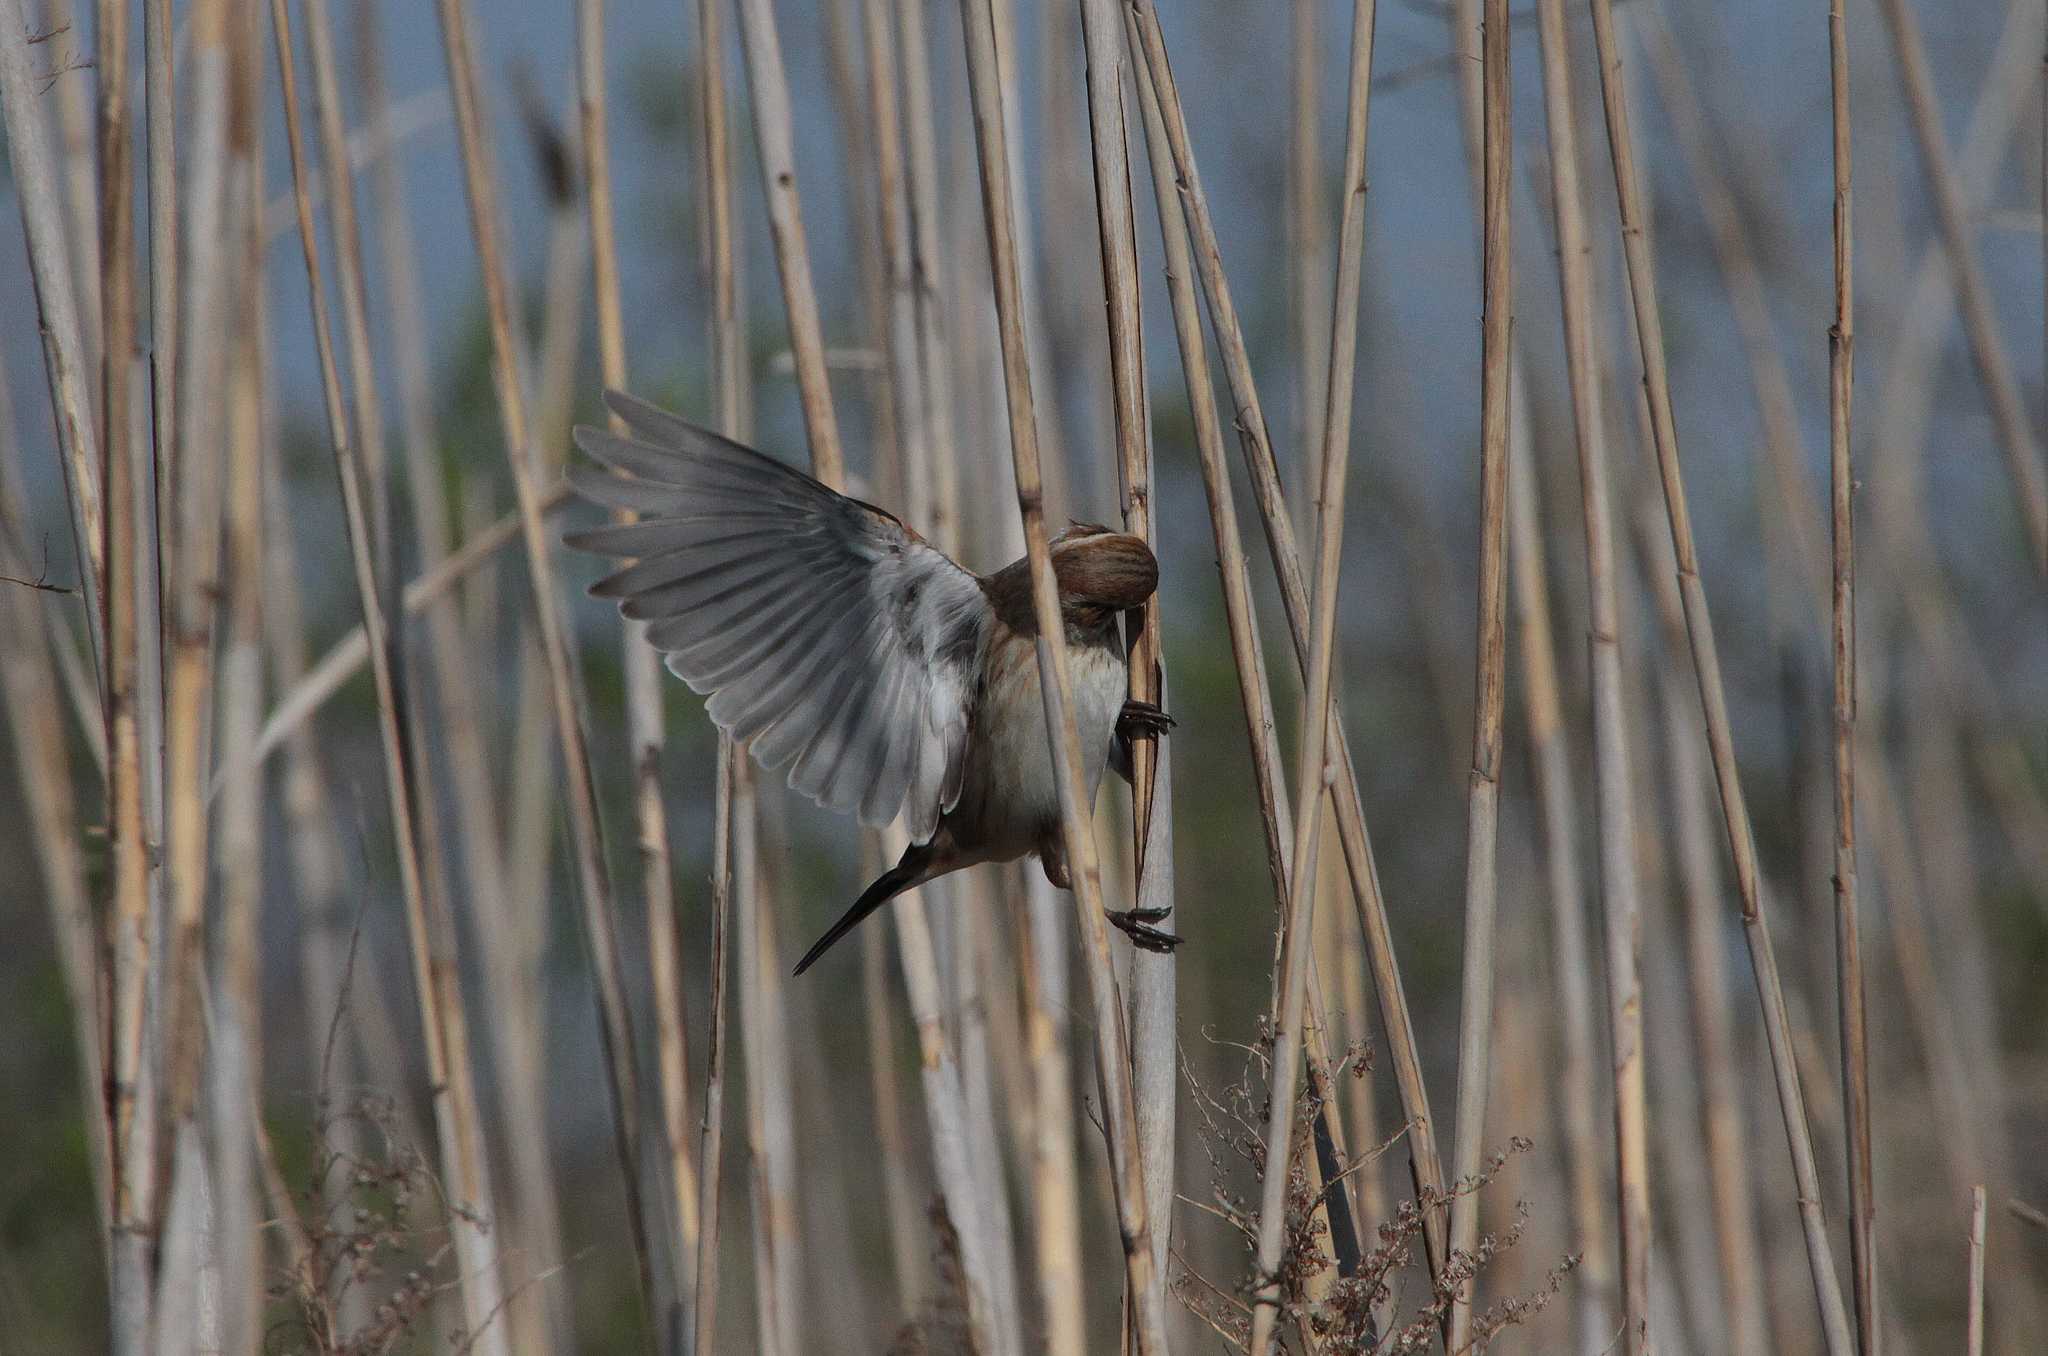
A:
[566,390,986,841]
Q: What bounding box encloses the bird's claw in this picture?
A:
[1117,699,1176,740]
[1107,907,1183,953]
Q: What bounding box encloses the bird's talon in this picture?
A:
[1117,699,1176,739]
[1107,909,1183,953]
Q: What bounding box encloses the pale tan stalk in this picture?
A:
[694,741,737,1356]
[431,4,658,1323]
[1444,0,1512,1342]
[1825,4,1875,1348]
[269,6,510,1346]
[1968,1187,1987,1356]
[854,44,939,1308]
[1127,6,1450,1278]
[1288,0,1332,510]
[0,357,109,1235]
[955,0,1166,1346]
[1075,0,1173,1304]
[299,0,395,643]
[159,0,230,1205]
[0,0,106,639]
[735,790,802,1355]
[858,922,925,1312]
[1873,0,2047,572]
[1582,1,1854,1347]
[210,155,266,1351]
[894,0,961,541]
[732,0,844,482]
[691,0,745,1339]
[42,0,104,382]
[1249,3,1376,1347]
[578,1,699,1325]
[144,0,175,505]
[1530,1,1653,1344]
[887,825,1006,1356]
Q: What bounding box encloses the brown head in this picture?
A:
[1049,523,1158,609]
[981,523,1159,636]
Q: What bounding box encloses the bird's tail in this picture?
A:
[791,840,937,976]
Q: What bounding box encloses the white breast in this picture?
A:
[958,636,1127,858]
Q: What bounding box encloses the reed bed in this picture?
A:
[0,3,2043,1354]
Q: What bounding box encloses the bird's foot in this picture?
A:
[1117,699,1176,740]
[1107,907,1183,953]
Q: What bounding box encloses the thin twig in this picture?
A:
[1968,1187,1987,1356]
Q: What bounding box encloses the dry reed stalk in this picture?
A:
[1126,6,1451,1280]
[269,7,512,1348]
[690,0,747,1340]
[894,0,961,545]
[1648,577,1774,1356]
[1872,0,2048,572]
[41,0,104,381]
[297,0,396,653]
[1824,4,1875,1348]
[1075,0,1174,1304]
[732,0,845,481]
[158,0,230,1253]
[144,0,174,517]
[859,919,926,1312]
[576,2,699,1329]
[210,143,267,1350]
[1444,0,1512,1342]
[94,0,135,663]
[1528,1,1651,1345]
[1581,2,1853,1348]
[887,826,1008,1356]
[736,792,803,1355]
[0,357,109,1234]
[694,740,737,1356]
[1288,0,1332,510]
[1247,1,1376,1345]
[954,0,1166,1346]
[1968,1186,1987,1356]
[430,3,661,1326]
[854,18,945,1304]
[0,0,106,642]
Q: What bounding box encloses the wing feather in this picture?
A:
[567,391,989,838]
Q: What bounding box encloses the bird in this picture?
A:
[565,389,1179,975]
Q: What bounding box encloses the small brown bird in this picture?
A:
[567,391,1178,974]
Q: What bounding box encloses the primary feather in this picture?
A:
[566,390,990,842]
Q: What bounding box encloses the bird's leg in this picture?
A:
[1042,828,1182,952]
[1116,698,1176,740]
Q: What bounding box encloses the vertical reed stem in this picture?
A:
[955,0,1167,1346]
[1826,3,1876,1349]
[1446,0,1512,1342]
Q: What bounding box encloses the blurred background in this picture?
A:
[1,0,2043,1351]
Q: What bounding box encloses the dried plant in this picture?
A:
[1176,1029,1575,1355]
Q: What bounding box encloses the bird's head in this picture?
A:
[1050,522,1158,614]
